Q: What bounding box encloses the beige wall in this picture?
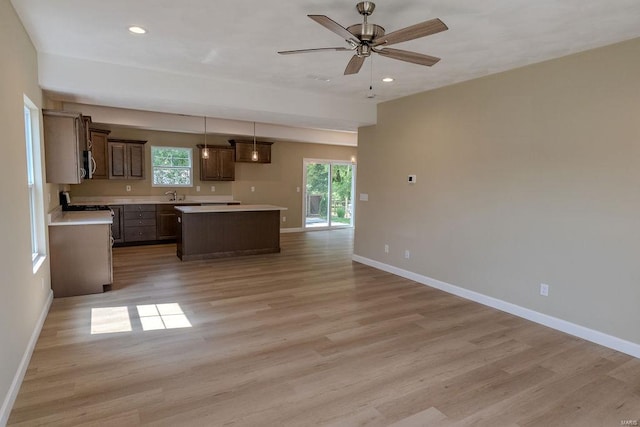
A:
[355,37,640,344]
[0,0,53,420]
[70,126,356,229]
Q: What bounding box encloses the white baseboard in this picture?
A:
[0,290,52,426]
[352,254,640,359]
[280,227,304,233]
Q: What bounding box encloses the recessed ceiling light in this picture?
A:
[382,77,394,83]
[128,26,147,35]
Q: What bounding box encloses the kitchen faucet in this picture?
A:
[165,190,177,201]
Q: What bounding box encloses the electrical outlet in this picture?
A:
[251,186,255,192]
[210,186,215,192]
[282,216,286,222]
[196,185,200,192]
[384,244,389,253]
[540,283,549,297]
[404,250,411,259]
[126,185,131,192]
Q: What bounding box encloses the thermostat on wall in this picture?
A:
[408,175,417,184]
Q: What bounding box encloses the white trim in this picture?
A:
[352,254,640,359]
[0,290,53,425]
[281,227,304,233]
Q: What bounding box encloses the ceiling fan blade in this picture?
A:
[278,47,353,55]
[308,15,359,43]
[375,48,441,66]
[344,55,365,75]
[372,18,448,47]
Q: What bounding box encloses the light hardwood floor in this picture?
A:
[9,229,640,426]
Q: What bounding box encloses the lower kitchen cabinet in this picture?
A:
[110,205,124,243]
[111,203,228,246]
[123,204,157,242]
[156,204,199,240]
[49,223,113,297]
[157,204,178,240]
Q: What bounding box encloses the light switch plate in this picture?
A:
[408,175,417,184]
[359,193,369,201]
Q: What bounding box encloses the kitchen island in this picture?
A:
[175,204,287,261]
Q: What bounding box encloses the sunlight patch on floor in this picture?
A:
[90,303,192,334]
[137,303,192,331]
[90,307,132,334]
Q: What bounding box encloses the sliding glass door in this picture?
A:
[303,159,355,229]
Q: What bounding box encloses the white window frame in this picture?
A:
[24,96,46,273]
[151,146,193,188]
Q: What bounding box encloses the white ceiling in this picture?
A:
[11,0,640,132]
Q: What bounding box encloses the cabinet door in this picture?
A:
[90,130,110,179]
[110,205,124,244]
[231,141,272,163]
[43,112,83,184]
[200,149,220,181]
[128,144,145,179]
[49,224,111,297]
[108,142,127,179]
[157,205,177,240]
[218,148,236,181]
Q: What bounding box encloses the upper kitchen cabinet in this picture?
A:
[43,110,88,184]
[108,139,146,180]
[88,128,111,179]
[197,145,235,181]
[228,139,273,164]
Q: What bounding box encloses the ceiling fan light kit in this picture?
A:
[278,1,448,75]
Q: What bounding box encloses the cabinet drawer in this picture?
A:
[125,218,156,227]
[124,204,156,212]
[124,211,156,220]
[124,226,157,242]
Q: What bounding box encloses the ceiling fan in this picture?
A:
[278,1,448,75]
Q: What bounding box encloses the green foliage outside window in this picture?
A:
[151,147,192,186]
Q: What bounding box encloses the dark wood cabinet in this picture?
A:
[88,128,111,179]
[197,145,235,181]
[110,205,124,244]
[157,204,178,240]
[228,139,273,163]
[108,139,146,180]
[123,204,156,242]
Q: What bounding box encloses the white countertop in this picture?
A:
[71,196,240,205]
[176,204,287,214]
[49,210,113,226]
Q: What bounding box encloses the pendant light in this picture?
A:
[201,116,209,160]
[251,122,259,162]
